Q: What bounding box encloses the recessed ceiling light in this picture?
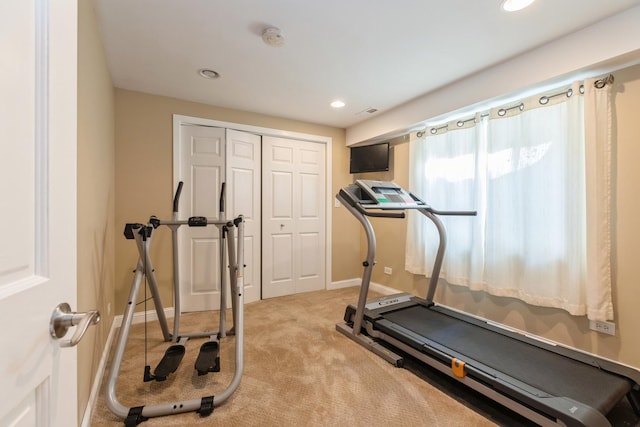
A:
[501,0,535,12]
[330,100,346,108]
[199,69,220,79]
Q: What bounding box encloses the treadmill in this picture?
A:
[336,179,640,427]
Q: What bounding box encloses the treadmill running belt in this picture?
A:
[382,305,631,414]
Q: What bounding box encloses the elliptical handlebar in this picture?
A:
[173,181,184,214]
[166,181,228,226]
[220,182,226,214]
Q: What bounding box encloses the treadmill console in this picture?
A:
[354,180,425,209]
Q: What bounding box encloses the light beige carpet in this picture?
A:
[90,287,505,426]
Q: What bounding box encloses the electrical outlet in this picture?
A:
[589,320,616,336]
[384,266,392,275]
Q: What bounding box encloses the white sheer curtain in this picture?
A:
[406,120,485,285]
[406,80,613,320]
[583,77,614,320]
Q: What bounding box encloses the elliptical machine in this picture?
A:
[105,182,245,425]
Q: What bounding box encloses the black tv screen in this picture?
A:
[349,143,389,174]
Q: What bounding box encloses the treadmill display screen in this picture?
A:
[371,186,416,204]
[353,179,425,208]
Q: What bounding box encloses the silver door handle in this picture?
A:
[50,302,101,348]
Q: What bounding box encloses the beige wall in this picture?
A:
[77,0,116,422]
[114,89,360,314]
[369,64,640,368]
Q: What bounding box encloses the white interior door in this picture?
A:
[176,125,263,313]
[176,124,226,312]
[0,0,78,426]
[226,129,261,304]
[262,136,326,299]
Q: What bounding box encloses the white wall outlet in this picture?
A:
[334,198,341,208]
[589,320,616,336]
[384,266,392,275]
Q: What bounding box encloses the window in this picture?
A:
[406,78,613,321]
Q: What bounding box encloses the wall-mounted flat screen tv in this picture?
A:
[349,143,389,174]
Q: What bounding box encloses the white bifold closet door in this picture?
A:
[176,125,261,312]
[176,124,326,308]
[262,136,326,299]
[225,129,261,305]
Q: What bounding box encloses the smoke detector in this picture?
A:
[262,27,284,47]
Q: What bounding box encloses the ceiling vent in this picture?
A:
[356,107,379,116]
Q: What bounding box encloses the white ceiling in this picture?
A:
[93,0,640,129]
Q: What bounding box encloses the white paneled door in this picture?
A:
[262,136,326,298]
[225,129,261,305]
[175,125,261,312]
[176,124,226,312]
[0,0,79,426]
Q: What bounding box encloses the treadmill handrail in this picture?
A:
[429,208,477,216]
[358,205,476,217]
[338,185,476,217]
[336,182,475,341]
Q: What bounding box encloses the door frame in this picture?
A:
[172,114,333,296]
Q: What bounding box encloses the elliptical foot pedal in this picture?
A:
[195,341,220,375]
[152,344,185,381]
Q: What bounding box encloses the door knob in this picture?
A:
[50,303,101,347]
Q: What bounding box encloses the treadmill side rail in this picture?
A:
[364,293,413,310]
[335,323,403,367]
[376,324,613,427]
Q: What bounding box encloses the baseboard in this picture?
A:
[113,306,176,327]
[369,282,400,296]
[80,307,176,427]
[80,317,117,427]
[329,278,399,296]
[328,278,360,289]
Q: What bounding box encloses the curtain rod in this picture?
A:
[416,74,614,138]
